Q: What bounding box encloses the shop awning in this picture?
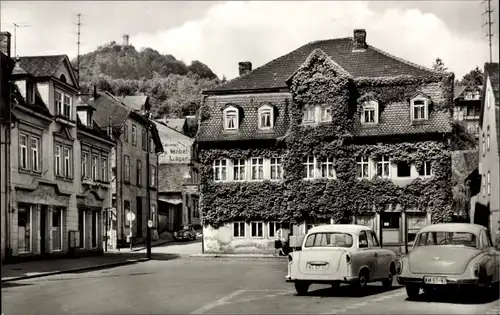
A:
[158,198,182,205]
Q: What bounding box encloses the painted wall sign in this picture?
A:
[158,141,192,164]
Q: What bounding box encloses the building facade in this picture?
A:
[197,29,457,255]
[155,119,200,232]
[471,62,500,246]
[453,82,482,140]
[84,91,163,247]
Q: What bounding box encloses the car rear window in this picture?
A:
[304,232,353,248]
[415,232,477,248]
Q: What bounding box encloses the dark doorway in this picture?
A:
[474,202,490,229]
[136,197,143,238]
[78,209,85,248]
[40,205,48,254]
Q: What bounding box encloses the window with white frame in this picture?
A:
[137,160,142,186]
[91,154,98,181]
[63,147,72,178]
[487,171,491,195]
[101,157,108,182]
[213,159,228,182]
[320,106,332,122]
[54,145,61,176]
[131,125,137,146]
[303,156,316,179]
[482,131,486,155]
[356,156,369,179]
[376,156,390,178]
[150,165,157,187]
[251,158,264,180]
[418,161,432,177]
[361,101,378,124]
[151,204,157,227]
[411,99,428,121]
[320,157,335,178]
[482,175,486,197]
[55,90,72,120]
[487,126,490,151]
[19,134,28,170]
[270,157,283,180]
[81,152,89,179]
[233,159,246,181]
[224,106,239,130]
[258,105,273,129]
[251,221,263,238]
[233,222,245,238]
[52,207,63,251]
[31,137,40,172]
[302,107,315,124]
[269,221,282,238]
[124,155,130,182]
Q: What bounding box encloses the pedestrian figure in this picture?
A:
[278,227,289,256]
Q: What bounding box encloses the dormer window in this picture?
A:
[258,105,273,129]
[361,100,378,124]
[223,106,239,130]
[302,106,315,124]
[320,106,332,122]
[410,98,429,121]
[55,89,72,120]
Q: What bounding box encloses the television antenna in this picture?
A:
[12,22,33,57]
[482,0,495,63]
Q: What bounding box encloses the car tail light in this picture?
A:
[396,260,403,275]
[474,263,480,277]
[346,254,351,264]
[288,254,293,264]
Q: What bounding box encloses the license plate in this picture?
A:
[424,276,447,285]
[307,264,327,270]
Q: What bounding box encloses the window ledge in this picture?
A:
[18,169,42,176]
[410,119,428,125]
[56,175,73,182]
[360,122,378,127]
[55,116,76,127]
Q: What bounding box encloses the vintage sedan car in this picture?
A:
[173,225,197,241]
[396,223,500,299]
[285,224,397,295]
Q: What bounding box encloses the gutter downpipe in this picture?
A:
[145,119,151,259]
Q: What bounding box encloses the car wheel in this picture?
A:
[351,270,369,296]
[294,282,310,296]
[405,284,421,300]
[382,273,393,290]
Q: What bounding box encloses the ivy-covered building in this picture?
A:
[197,29,456,254]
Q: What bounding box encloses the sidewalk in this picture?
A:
[1,253,149,283]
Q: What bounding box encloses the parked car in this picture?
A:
[285,224,397,295]
[173,225,197,241]
[396,223,500,300]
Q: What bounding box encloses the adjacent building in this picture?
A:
[154,118,200,232]
[197,29,457,254]
[470,62,500,246]
[453,82,482,140]
[81,91,163,248]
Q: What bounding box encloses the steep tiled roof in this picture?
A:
[116,95,148,111]
[17,55,67,77]
[197,93,290,142]
[82,92,131,128]
[206,37,438,93]
[158,164,190,192]
[76,115,114,143]
[454,84,466,99]
[163,118,186,133]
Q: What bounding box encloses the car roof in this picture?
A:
[418,223,486,235]
[307,224,372,235]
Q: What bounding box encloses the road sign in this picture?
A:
[127,212,136,222]
[148,220,153,228]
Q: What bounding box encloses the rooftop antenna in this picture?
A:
[12,22,32,57]
[76,13,81,86]
[482,0,495,63]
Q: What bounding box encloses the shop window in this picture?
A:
[382,213,400,229]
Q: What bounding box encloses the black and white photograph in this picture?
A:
[0,0,499,314]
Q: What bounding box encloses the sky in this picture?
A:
[1,1,499,80]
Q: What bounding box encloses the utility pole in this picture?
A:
[76,13,81,85]
[12,23,32,57]
[482,0,495,63]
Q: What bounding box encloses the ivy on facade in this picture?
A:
[199,49,468,229]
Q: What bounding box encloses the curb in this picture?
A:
[188,254,288,259]
[129,240,172,252]
[1,258,150,283]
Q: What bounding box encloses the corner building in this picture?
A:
[197,29,457,255]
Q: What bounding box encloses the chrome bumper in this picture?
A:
[285,275,359,284]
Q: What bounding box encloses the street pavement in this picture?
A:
[2,255,499,315]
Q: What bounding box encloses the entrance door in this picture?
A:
[380,212,401,247]
[136,197,143,238]
[474,203,490,229]
[40,205,47,254]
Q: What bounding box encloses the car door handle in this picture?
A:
[374,253,378,257]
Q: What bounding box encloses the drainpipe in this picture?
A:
[6,82,12,260]
[145,119,151,259]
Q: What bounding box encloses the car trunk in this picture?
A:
[298,248,346,276]
[409,246,481,275]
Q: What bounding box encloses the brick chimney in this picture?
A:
[238,61,252,76]
[0,32,12,57]
[352,29,367,51]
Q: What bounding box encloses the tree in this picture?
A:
[432,58,448,72]
[460,66,483,86]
